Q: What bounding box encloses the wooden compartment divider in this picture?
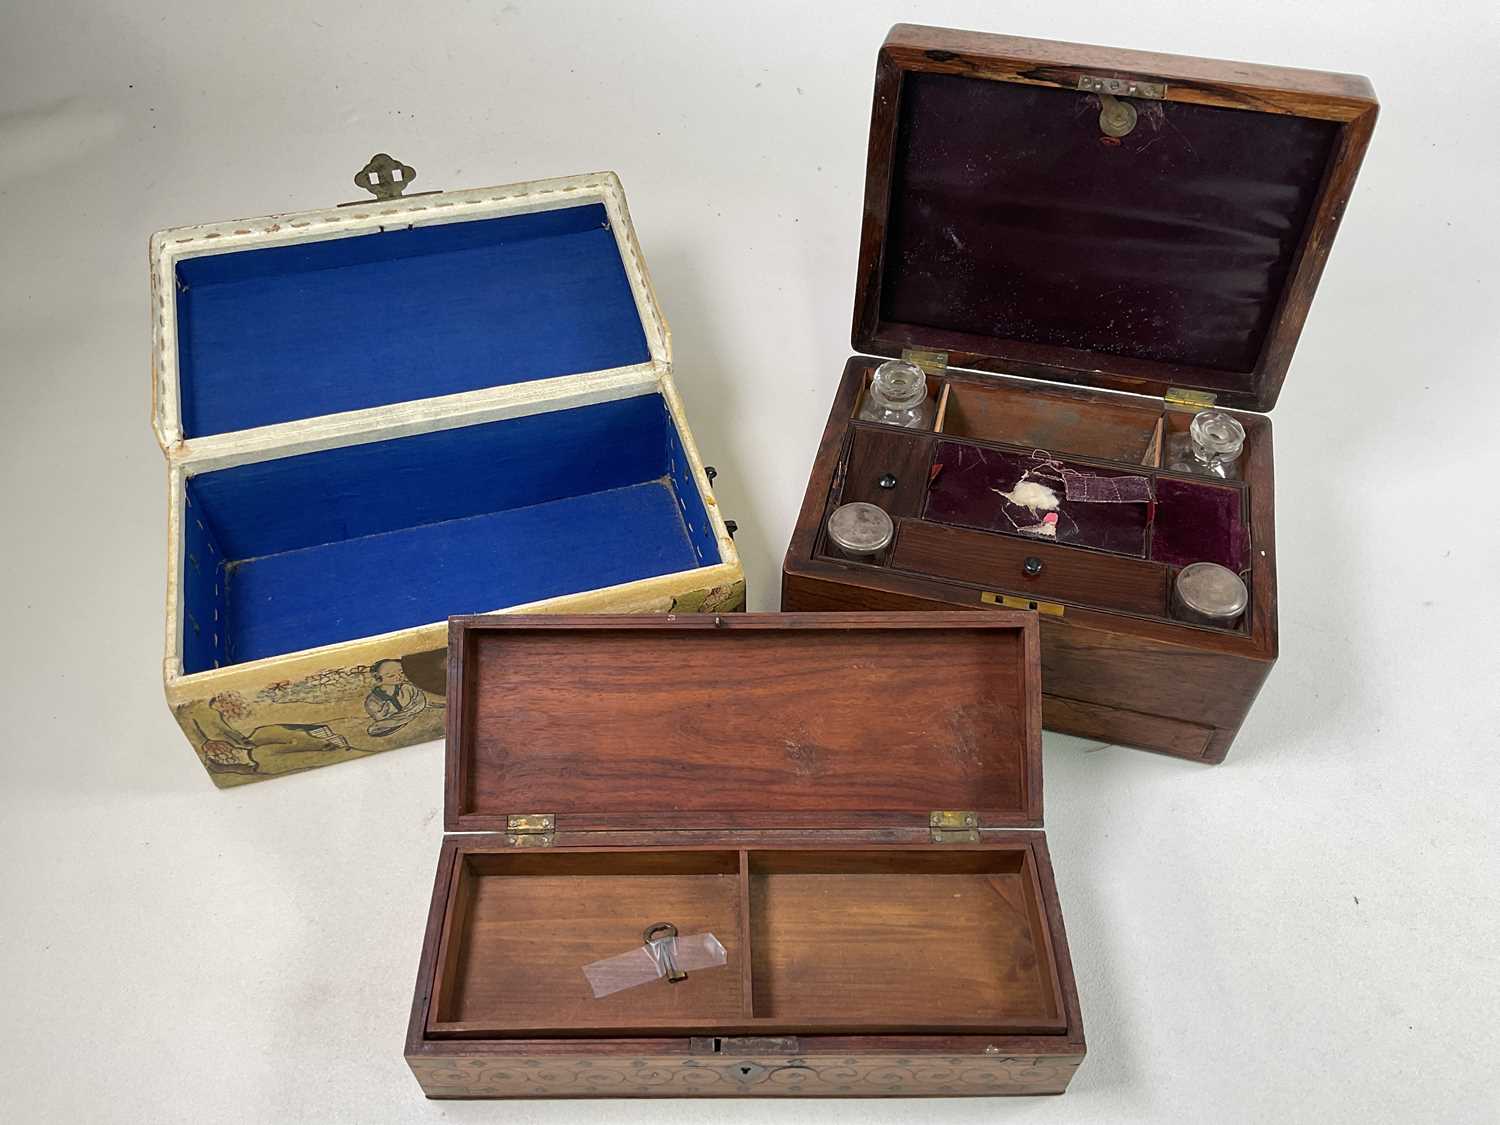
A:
[424,843,1067,1040]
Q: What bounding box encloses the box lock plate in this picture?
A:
[982,591,1066,617]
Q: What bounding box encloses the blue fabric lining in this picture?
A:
[186,394,671,560]
[174,203,650,437]
[223,482,697,665]
[179,394,719,674]
[180,491,229,673]
[666,412,719,566]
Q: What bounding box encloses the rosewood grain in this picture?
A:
[446,612,1042,832]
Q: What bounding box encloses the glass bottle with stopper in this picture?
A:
[858,359,934,429]
[1165,410,1246,479]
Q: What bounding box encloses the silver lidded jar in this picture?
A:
[1171,562,1249,627]
[1165,410,1246,479]
[826,502,894,561]
[857,359,934,429]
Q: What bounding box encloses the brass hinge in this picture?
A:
[1164,387,1218,410]
[981,591,1065,617]
[930,810,980,843]
[505,813,555,847]
[901,348,949,376]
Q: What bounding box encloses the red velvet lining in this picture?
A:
[924,442,1150,556]
[1150,477,1248,572]
[880,72,1339,383]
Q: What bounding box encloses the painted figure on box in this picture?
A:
[173,650,449,783]
[181,692,357,777]
[365,658,435,737]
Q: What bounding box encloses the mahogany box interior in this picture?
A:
[782,25,1378,764]
[406,613,1085,1099]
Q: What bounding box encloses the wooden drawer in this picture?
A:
[890,520,1168,616]
[1042,694,1215,761]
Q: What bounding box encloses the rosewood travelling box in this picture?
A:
[150,159,743,786]
[782,26,1378,762]
[406,612,1084,1098]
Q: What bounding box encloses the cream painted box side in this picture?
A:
[154,171,744,786]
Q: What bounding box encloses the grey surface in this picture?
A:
[1,1,1497,1122]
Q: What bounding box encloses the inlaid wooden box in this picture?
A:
[406,612,1084,1098]
[782,26,1378,762]
[151,160,743,786]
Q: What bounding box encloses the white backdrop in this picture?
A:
[1,2,1497,1122]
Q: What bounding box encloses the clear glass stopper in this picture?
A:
[1188,410,1246,469]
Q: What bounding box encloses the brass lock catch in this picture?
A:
[1077,75,1167,139]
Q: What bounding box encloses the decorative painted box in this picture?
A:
[151,160,744,786]
[782,26,1377,763]
[406,611,1084,1098]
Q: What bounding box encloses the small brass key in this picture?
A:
[643,922,688,983]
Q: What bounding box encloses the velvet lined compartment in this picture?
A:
[1150,477,1249,572]
[923,442,1151,556]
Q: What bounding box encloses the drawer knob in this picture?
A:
[1023,556,1043,577]
[878,473,898,490]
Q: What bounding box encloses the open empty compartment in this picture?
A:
[164,193,725,675]
[748,847,1063,1030]
[178,393,717,673]
[937,379,1164,465]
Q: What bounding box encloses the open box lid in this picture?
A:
[852,26,1378,412]
[444,612,1043,836]
[150,159,669,453]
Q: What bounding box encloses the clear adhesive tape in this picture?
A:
[582,932,727,998]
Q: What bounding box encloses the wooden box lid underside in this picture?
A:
[444,612,1044,834]
[853,25,1378,411]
